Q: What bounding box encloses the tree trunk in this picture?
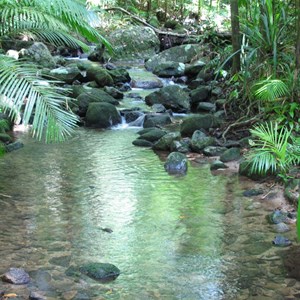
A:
[294,0,300,96]
[230,0,241,74]
[296,0,300,73]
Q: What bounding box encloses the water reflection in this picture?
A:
[0,128,295,299]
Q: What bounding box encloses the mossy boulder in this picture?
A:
[107,26,160,60]
[284,178,300,204]
[190,130,215,153]
[164,152,188,174]
[132,139,153,147]
[185,61,206,77]
[153,132,181,151]
[76,60,113,85]
[153,62,185,77]
[108,68,131,85]
[143,114,172,128]
[138,128,167,142]
[79,262,120,282]
[220,147,241,162]
[85,102,121,128]
[0,133,13,143]
[210,160,228,170]
[203,146,227,157]
[190,86,211,105]
[145,85,190,113]
[132,139,153,148]
[18,42,55,68]
[180,114,220,137]
[170,138,191,153]
[76,88,119,117]
[49,66,81,84]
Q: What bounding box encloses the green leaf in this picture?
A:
[0,55,78,142]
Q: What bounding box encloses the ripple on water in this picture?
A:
[0,128,297,299]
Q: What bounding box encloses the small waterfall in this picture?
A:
[112,113,145,130]
[128,114,145,127]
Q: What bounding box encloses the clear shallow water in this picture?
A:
[0,128,298,299]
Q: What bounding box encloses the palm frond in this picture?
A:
[246,122,298,175]
[252,78,289,102]
[0,55,78,142]
[0,0,113,52]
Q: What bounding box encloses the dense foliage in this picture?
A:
[0,0,111,142]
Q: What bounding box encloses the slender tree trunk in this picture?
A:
[198,0,202,18]
[147,0,152,19]
[294,0,300,97]
[296,0,300,72]
[230,0,241,74]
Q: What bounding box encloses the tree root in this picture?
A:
[221,115,261,142]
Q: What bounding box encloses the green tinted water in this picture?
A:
[0,128,297,299]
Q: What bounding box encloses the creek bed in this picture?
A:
[0,127,298,299]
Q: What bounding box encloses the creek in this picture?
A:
[0,67,298,299]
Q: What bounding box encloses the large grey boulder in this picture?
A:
[145,44,201,71]
[107,26,160,60]
[18,42,55,68]
[85,102,121,128]
[180,114,220,137]
[145,85,190,113]
[164,152,188,174]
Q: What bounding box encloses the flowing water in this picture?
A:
[0,128,298,300]
[0,68,298,299]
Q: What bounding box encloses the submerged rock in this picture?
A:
[5,141,24,152]
[272,235,292,247]
[164,152,188,174]
[1,267,30,284]
[29,291,47,300]
[79,262,120,282]
[210,160,228,171]
[274,222,290,233]
[269,209,289,224]
[242,189,264,197]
